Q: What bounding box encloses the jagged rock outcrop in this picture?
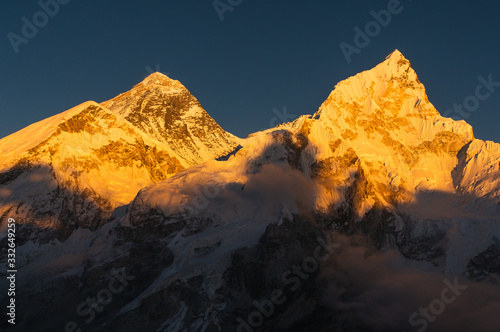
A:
[102,72,240,166]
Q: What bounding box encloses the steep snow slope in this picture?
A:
[0,101,185,231]
[102,72,241,166]
[455,139,500,200]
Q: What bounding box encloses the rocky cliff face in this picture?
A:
[102,72,240,166]
[307,50,475,209]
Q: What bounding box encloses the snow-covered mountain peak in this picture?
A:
[312,50,472,138]
[290,51,475,209]
[382,49,418,82]
[315,50,428,121]
[137,72,185,90]
[385,48,403,60]
[101,73,240,166]
[384,48,408,68]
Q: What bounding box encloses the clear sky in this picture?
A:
[1,0,499,142]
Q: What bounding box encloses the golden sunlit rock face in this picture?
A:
[101,72,240,167]
[299,50,478,213]
[0,73,240,232]
[0,102,185,230]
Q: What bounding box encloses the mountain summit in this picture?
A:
[102,72,240,166]
[308,49,475,202]
[139,71,181,87]
[317,49,437,120]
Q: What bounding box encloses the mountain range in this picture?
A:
[1,50,500,332]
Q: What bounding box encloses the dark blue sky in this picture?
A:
[1,0,499,142]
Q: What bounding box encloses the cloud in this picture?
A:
[242,163,318,212]
[319,234,500,332]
